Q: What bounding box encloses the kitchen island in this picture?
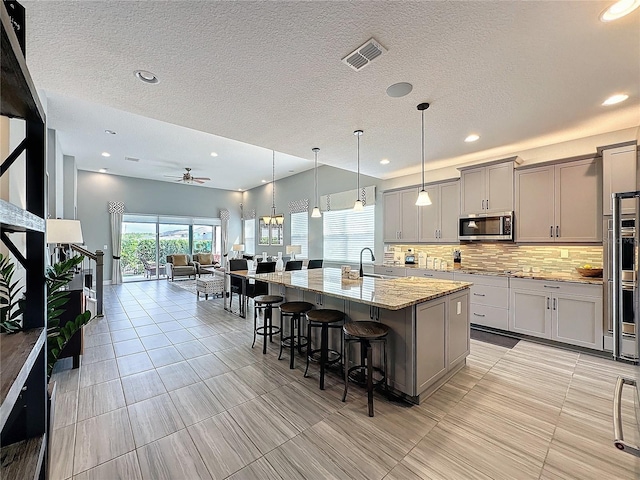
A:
[248,267,472,404]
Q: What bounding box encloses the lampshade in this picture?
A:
[46,219,84,244]
[353,200,364,212]
[232,244,245,251]
[311,207,321,218]
[286,245,302,255]
[415,189,432,206]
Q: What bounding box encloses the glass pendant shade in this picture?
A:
[415,189,432,206]
[353,200,364,212]
[311,207,321,218]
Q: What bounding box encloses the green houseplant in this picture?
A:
[0,253,23,333]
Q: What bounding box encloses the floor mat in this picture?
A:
[471,328,520,349]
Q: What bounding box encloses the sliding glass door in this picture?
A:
[121,221,158,282]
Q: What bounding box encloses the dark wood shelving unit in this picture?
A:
[1,1,48,479]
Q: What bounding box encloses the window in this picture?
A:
[244,219,255,254]
[323,205,375,263]
[290,211,308,258]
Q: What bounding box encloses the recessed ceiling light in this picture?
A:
[386,82,413,98]
[238,188,243,191]
[101,152,111,157]
[99,168,108,173]
[602,93,629,105]
[210,152,218,157]
[380,159,390,165]
[104,129,116,135]
[134,70,159,84]
[261,179,267,183]
[465,134,480,143]
[600,0,640,22]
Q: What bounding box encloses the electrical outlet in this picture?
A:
[103,245,108,250]
[457,301,461,315]
[560,249,569,258]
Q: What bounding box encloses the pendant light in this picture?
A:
[311,147,322,218]
[353,130,364,211]
[261,151,284,225]
[415,102,432,206]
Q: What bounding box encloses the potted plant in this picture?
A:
[0,253,23,333]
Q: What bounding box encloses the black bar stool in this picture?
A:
[304,309,344,389]
[342,321,390,417]
[278,301,313,369]
[252,295,283,354]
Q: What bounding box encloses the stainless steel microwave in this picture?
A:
[459,212,513,241]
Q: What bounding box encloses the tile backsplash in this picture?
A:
[387,243,603,275]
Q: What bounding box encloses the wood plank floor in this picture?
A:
[49,280,640,479]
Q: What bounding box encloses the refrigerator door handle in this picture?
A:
[613,376,640,457]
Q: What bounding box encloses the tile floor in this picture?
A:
[49,280,640,479]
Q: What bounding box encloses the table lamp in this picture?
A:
[46,219,84,263]
[286,245,302,261]
[232,244,245,259]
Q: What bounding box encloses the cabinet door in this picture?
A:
[603,145,637,215]
[552,293,603,350]
[509,288,551,338]
[460,167,485,215]
[486,162,514,212]
[448,291,469,366]
[418,185,440,242]
[400,189,419,242]
[415,299,447,395]
[555,158,602,242]
[515,166,555,242]
[381,307,413,396]
[383,192,401,242]
[439,181,460,242]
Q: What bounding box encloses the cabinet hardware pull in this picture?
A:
[556,226,559,238]
[613,377,640,457]
[486,199,489,210]
[473,313,485,317]
[543,285,560,289]
[423,274,433,277]
[553,298,557,310]
[473,293,485,296]
[546,297,550,309]
[482,199,485,210]
[550,226,553,237]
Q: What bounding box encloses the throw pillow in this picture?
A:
[172,254,188,266]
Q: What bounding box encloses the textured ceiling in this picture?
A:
[23,1,640,189]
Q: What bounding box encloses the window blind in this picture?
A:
[323,205,375,263]
[244,219,255,254]
[290,211,309,258]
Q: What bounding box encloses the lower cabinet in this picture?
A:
[509,278,603,350]
[448,291,470,366]
[415,299,447,393]
[454,273,509,330]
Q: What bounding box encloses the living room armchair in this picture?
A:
[165,254,197,281]
[192,253,220,276]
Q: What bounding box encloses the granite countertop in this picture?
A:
[241,268,472,311]
[378,264,603,285]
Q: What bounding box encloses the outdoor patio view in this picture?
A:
[120,220,221,281]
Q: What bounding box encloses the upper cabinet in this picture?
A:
[459,159,518,215]
[516,157,602,243]
[602,143,638,216]
[418,180,459,243]
[383,188,419,243]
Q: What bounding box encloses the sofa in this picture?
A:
[165,254,197,281]
[192,253,220,276]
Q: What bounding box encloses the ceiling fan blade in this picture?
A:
[194,177,211,181]
[194,179,206,184]
[174,179,184,182]
[163,175,181,178]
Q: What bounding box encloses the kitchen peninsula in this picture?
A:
[249,267,471,404]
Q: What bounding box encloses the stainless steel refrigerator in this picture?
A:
[611,192,640,457]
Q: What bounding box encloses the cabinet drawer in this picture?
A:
[454,273,509,288]
[411,269,454,281]
[470,284,509,309]
[470,304,509,330]
[509,278,603,298]
[374,266,407,277]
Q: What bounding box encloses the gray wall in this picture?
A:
[77,171,243,281]
[241,165,383,266]
[63,155,77,219]
[46,129,64,218]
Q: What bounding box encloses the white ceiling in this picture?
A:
[23,1,640,190]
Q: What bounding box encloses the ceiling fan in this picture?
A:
[163,168,211,184]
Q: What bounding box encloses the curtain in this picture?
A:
[220,209,230,269]
[109,201,125,284]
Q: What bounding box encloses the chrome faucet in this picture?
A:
[359,247,376,278]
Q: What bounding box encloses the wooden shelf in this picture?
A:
[0,433,46,480]
[0,328,46,430]
[0,199,45,233]
[0,3,45,122]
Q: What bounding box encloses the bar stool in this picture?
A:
[342,321,389,417]
[278,301,313,369]
[304,309,344,390]
[252,295,283,354]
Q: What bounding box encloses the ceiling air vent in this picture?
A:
[342,38,387,71]
[124,156,139,162]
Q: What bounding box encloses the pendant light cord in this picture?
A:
[272,150,276,219]
[356,133,361,198]
[421,109,425,190]
[314,149,319,206]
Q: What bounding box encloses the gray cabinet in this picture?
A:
[418,180,459,243]
[454,273,509,330]
[603,144,638,215]
[448,291,470,366]
[412,268,455,281]
[373,265,407,277]
[384,188,418,242]
[516,157,601,243]
[415,299,447,393]
[460,161,515,214]
[509,278,603,350]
